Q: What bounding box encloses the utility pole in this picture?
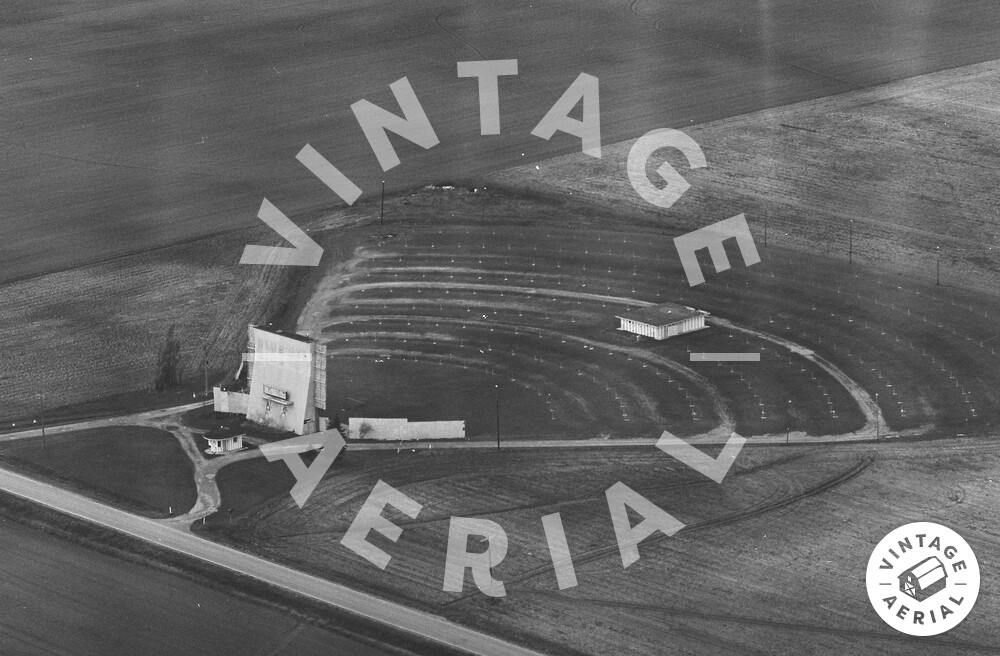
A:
[202,343,209,397]
[936,248,941,285]
[786,398,791,445]
[763,216,768,247]
[37,393,46,455]
[849,220,853,265]
[874,392,880,439]
[379,179,385,226]
[479,348,501,450]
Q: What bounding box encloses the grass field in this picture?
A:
[0,426,196,517]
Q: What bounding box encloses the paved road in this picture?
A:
[6,0,1000,282]
[0,466,543,656]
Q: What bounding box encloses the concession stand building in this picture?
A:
[615,303,709,340]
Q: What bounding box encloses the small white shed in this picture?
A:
[615,303,709,340]
[202,427,246,455]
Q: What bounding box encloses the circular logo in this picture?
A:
[866,522,980,636]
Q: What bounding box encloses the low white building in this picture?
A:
[616,303,709,340]
[202,427,245,455]
[348,417,465,441]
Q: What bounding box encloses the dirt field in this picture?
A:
[0,219,331,424]
[5,1,1000,282]
[488,60,1000,295]
[201,438,1000,655]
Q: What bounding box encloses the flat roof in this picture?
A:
[204,426,246,440]
[252,324,314,343]
[615,303,707,326]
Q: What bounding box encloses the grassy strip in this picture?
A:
[0,426,197,518]
[0,454,168,517]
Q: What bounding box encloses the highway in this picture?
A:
[0,465,544,656]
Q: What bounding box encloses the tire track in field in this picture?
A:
[388,450,807,530]
[443,454,873,605]
[434,11,487,59]
[258,451,810,541]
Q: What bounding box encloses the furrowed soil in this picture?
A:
[487,60,1000,295]
[0,207,368,424]
[7,0,1000,282]
[200,438,1000,656]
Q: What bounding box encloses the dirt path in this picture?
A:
[146,419,262,528]
[709,317,898,441]
[0,400,212,442]
[0,399,266,524]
